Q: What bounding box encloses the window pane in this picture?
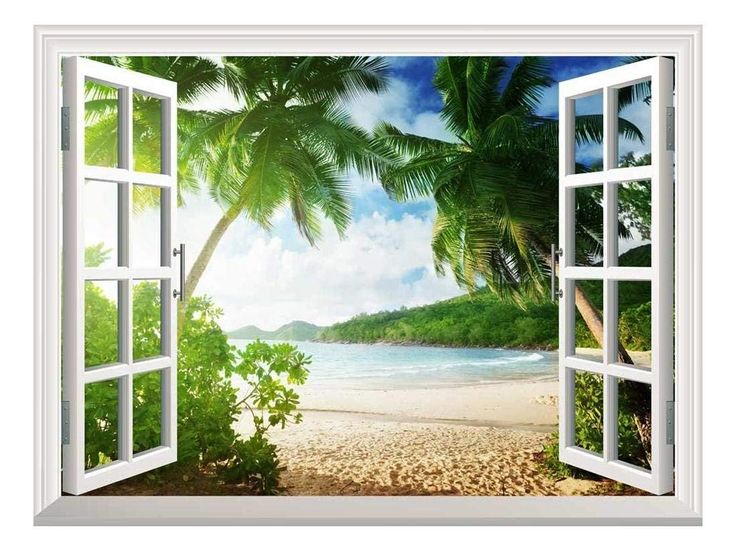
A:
[574,370,604,455]
[616,80,652,168]
[573,91,603,174]
[617,378,651,471]
[131,184,162,267]
[574,279,604,362]
[616,281,652,369]
[133,92,162,174]
[85,378,119,470]
[616,179,651,267]
[133,370,163,454]
[84,180,119,268]
[84,79,119,168]
[133,280,162,361]
[85,280,119,369]
[574,184,603,266]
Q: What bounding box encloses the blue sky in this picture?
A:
[165,56,650,330]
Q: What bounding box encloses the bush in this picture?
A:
[542,372,650,476]
[83,245,310,492]
[222,433,284,495]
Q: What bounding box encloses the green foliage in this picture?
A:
[320,289,559,348]
[221,433,284,495]
[542,373,650,476]
[82,245,310,491]
[319,247,651,351]
[232,340,310,431]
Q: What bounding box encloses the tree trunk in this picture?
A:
[177,203,242,335]
[573,284,635,365]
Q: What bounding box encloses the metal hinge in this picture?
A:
[666,400,675,445]
[61,400,70,445]
[61,106,70,151]
[665,107,675,151]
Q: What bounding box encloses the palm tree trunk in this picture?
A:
[177,203,242,335]
[573,284,635,365]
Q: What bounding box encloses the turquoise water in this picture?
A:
[229,339,557,389]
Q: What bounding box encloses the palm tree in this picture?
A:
[84,56,224,206]
[373,57,646,363]
[182,56,391,306]
[85,56,392,323]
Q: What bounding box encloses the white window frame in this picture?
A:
[61,57,178,495]
[33,25,702,525]
[557,57,674,494]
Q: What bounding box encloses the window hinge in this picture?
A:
[61,400,70,445]
[666,400,675,445]
[61,106,70,151]
[665,106,675,151]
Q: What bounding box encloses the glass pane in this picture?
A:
[616,179,651,267]
[573,91,603,174]
[84,180,119,268]
[574,279,604,362]
[85,378,119,470]
[617,281,652,369]
[85,80,119,168]
[616,80,652,167]
[133,370,162,454]
[574,370,603,455]
[85,280,119,369]
[131,185,162,267]
[617,378,651,470]
[574,184,603,266]
[133,280,162,361]
[133,92,162,174]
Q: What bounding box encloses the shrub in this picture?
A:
[542,372,650,476]
[222,433,284,495]
[82,244,310,492]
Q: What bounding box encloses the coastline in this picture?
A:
[236,377,571,496]
[228,344,649,496]
[311,338,557,351]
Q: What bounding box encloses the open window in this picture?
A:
[556,57,674,494]
[62,57,179,495]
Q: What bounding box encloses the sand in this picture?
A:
[242,378,615,496]
[270,412,558,496]
[235,349,652,496]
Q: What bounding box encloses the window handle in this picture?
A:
[173,243,185,301]
[551,244,563,301]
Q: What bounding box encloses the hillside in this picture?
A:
[228,320,324,342]
[317,245,652,350]
[317,290,559,348]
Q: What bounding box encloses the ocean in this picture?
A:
[229,339,557,389]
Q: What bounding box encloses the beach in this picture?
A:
[229,344,651,496]
[235,377,616,496]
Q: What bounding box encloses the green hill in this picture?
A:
[228,320,324,342]
[317,245,652,350]
[317,289,559,348]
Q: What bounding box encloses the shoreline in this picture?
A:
[310,338,556,351]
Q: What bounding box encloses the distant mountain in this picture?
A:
[228,320,325,342]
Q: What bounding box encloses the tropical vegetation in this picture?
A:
[317,245,651,350]
[371,57,655,472]
[81,55,657,489]
[84,245,310,494]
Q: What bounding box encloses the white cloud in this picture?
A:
[193,206,463,331]
[348,78,453,141]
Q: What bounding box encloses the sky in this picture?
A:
[84,56,652,331]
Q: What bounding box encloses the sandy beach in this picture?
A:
[243,377,614,496]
